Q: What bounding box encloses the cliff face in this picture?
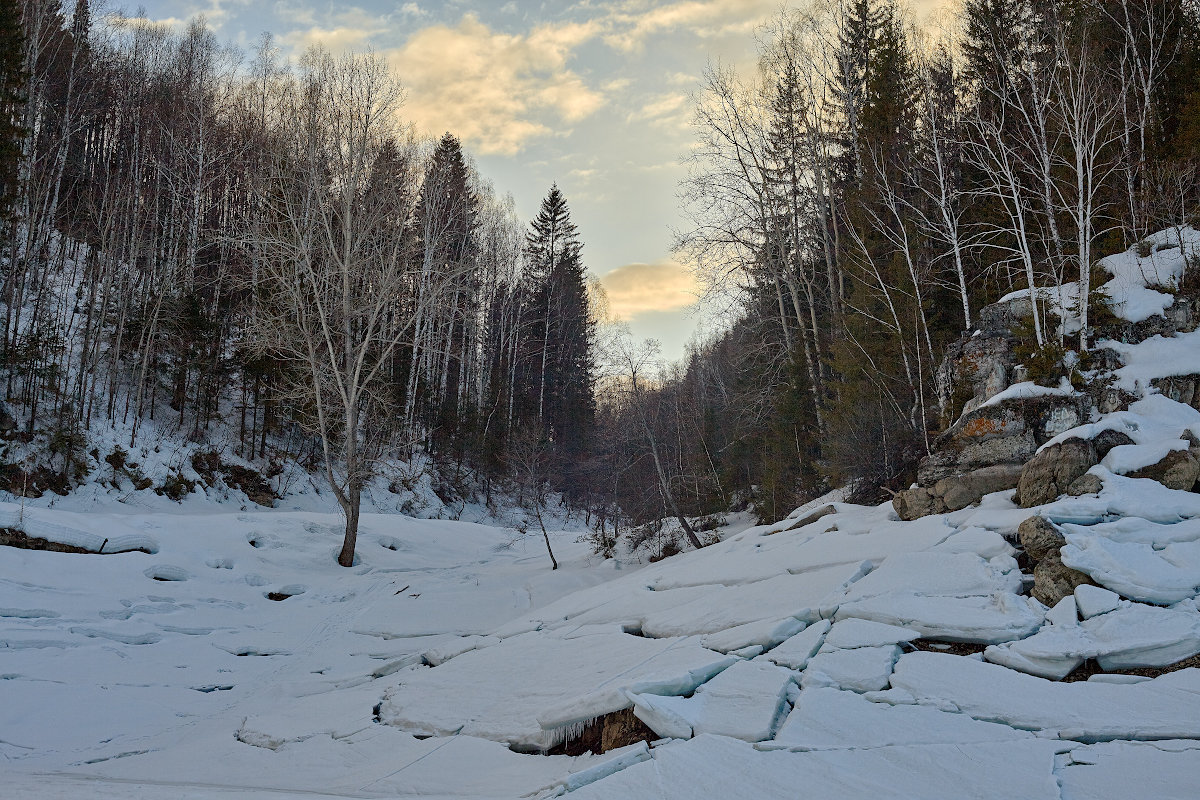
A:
[897,228,1200,521]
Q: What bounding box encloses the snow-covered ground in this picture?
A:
[6,468,1200,798]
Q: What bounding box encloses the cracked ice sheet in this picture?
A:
[987,601,1200,678]
[567,734,1064,800]
[1060,516,1200,547]
[1059,740,1200,800]
[825,551,1042,643]
[378,629,732,750]
[891,651,1200,741]
[833,593,1043,644]
[831,552,1023,605]
[771,687,1035,750]
[639,563,869,638]
[628,660,794,742]
[639,512,951,593]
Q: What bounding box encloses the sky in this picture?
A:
[132,0,953,362]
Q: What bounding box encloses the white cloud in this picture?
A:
[600,260,698,319]
[386,15,606,155]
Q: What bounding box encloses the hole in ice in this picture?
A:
[912,640,988,657]
[265,585,305,601]
[538,707,658,757]
[621,623,646,637]
[144,565,188,582]
[193,684,234,693]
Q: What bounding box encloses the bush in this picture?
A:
[157,473,196,502]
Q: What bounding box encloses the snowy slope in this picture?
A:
[6,465,1200,797]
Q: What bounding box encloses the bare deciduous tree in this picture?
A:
[247,49,439,567]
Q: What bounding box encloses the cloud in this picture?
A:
[604,0,779,51]
[386,15,605,155]
[282,25,376,52]
[600,260,698,320]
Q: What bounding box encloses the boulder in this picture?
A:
[1066,472,1103,497]
[1091,429,1136,459]
[1152,375,1200,409]
[1032,556,1097,607]
[934,464,1024,512]
[919,394,1088,486]
[1018,516,1096,606]
[893,487,942,521]
[1017,516,1065,563]
[1128,448,1200,491]
[1015,438,1098,508]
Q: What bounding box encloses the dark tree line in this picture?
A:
[599,0,1200,530]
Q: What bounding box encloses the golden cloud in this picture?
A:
[600,261,698,319]
[385,15,606,156]
[604,0,780,51]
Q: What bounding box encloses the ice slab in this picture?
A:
[762,619,830,670]
[640,563,867,638]
[831,552,1023,606]
[567,733,1063,800]
[801,645,901,693]
[378,630,732,750]
[892,651,1200,741]
[834,592,1044,644]
[771,687,1034,750]
[629,660,794,742]
[1059,740,1200,800]
[1075,585,1121,619]
[1061,534,1200,605]
[821,619,921,650]
[700,617,806,654]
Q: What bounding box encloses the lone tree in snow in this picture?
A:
[247,48,452,567]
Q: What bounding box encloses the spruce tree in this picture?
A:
[0,0,25,229]
[520,185,594,499]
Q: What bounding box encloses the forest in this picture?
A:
[1,0,1199,563]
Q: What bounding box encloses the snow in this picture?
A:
[1097,226,1200,323]
[998,226,1200,329]
[981,378,1076,408]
